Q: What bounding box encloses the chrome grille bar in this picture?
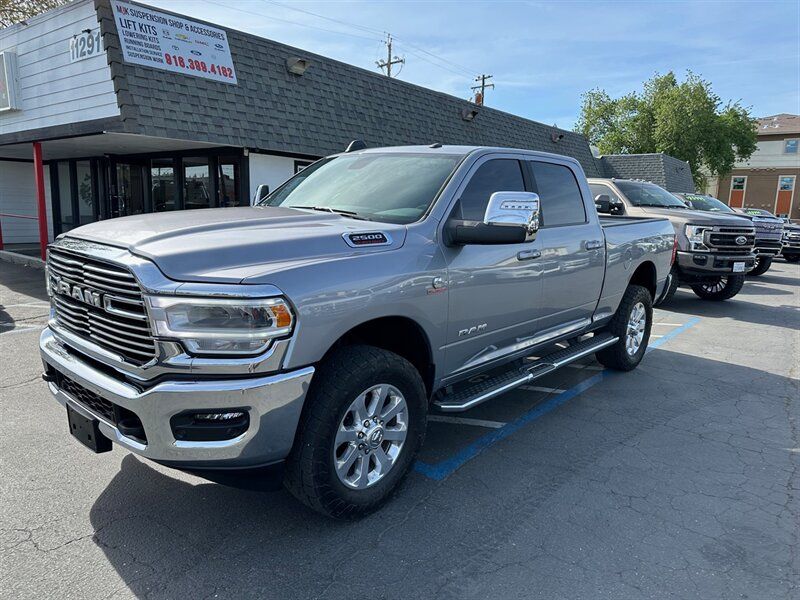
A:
[48,247,156,365]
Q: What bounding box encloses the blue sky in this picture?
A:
[149,0,799,129]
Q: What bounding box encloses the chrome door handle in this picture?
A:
[517,249,541,261]
[585,240,603,250]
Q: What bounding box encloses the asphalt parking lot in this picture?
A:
[1,259,798,599]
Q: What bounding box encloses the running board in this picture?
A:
[433,333,618,413]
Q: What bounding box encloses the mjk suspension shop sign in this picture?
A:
[110,0,237,84]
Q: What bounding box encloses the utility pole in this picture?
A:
[376,33,405,78]
[471,74,494,106]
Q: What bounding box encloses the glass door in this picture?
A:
[111,161,147,218]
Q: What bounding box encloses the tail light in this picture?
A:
[671,235,678,264]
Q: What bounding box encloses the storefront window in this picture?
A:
[57,162,73,231]
[183,157,211,210]
[217,156,240,207]
[731,176,746,191]
[75,161,94,225]
[151,158,177,211]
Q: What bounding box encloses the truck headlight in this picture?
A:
[685,225,709,251]
[145,297,294,356]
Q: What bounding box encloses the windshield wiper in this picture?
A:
[288,206,372,221]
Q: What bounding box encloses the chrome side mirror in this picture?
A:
[484,191,540,237]
[253,184,270,204]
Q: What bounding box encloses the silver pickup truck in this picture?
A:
[41,145,674,517]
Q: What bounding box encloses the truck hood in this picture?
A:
[62,206,407,283]
[637,206,753,227]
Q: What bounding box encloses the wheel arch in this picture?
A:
[629,260,657,299]
[323,316,435,397]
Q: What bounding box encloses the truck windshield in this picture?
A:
[740,208,776,217]
[681,194,734,213]
[615,181,688,208]
[260,153,462,224]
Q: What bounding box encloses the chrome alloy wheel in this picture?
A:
[333,384,408,489]
[625,301,647,356]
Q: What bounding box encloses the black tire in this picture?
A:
[748,256,772,276]
[284,345,427,519]
[784,255,800,263]
[654,266,679,306]
[690,274,745,300]
[596,284,653,371]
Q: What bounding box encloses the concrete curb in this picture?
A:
[0,250,45,270]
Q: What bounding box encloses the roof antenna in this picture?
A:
[345,140,367,153]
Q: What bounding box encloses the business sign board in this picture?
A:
[0,51,20,112]
[110,0,237,84]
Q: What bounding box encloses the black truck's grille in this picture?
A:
[705,227,755,254]
[47,248,156,365]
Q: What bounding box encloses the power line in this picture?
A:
[257,0,477,79]
[202,0,381,42]
[262,0,384,36]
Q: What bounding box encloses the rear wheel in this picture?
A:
[748,256,772,276]
[690,274,745,300]
[284,345,427,519]
[596,284,652,371]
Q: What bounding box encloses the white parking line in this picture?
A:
[521,385,565,394]
[427,415,507,429]
[0,326,44,336]
[3,303,50,309]
[651,335,664,339]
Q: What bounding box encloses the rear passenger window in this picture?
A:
[457,159,526,221]
[531,162,587,227]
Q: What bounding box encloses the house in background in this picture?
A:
[706,114,800,219]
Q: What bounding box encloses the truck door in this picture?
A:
[441,156,545,378]
[528,160,605,331]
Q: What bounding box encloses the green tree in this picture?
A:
[576,72,757,188]
[1,0,66,28]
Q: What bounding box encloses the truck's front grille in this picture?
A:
[754,240,783,255]
[706,227,755,254]
[47,248,156,365]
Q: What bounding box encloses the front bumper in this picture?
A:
[40,328,314,469]
[781,239,800,256]
[676,251,755,275]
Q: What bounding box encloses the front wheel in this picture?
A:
[596,284,653,371]
[748,256,772,276]
[690,274,745,300]
[284,345,427,519]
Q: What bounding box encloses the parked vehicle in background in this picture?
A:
[675,195,784,275]
[589,179,756,303]
[780,220,800,263]
[40,145,675,518]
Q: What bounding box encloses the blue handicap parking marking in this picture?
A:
[414,316,701,481]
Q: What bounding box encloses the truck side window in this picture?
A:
[457,159,525,221]
[588,183,624,214]
[531,162,587,227]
